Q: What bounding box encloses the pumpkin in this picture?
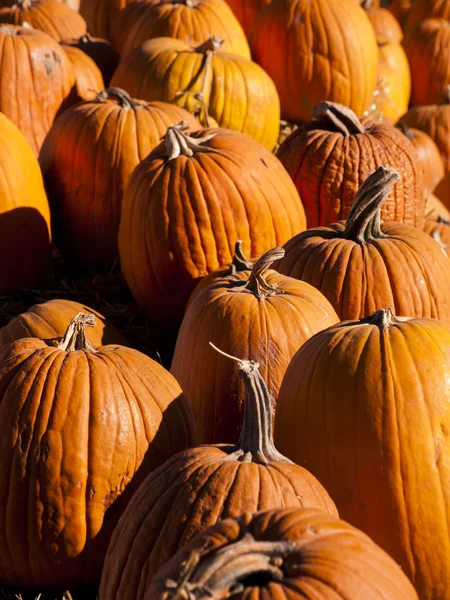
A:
[0,24,75,155]
[147,508,418,600]
[115,0,250,59]
[277,101,425,228]
[0,312,196,589]
[400,87,450,173]
[424,215,450,247]
[275,166,450,321]
[79,0,132,39]
[172,247,339,444]
[0,113,51,294]
[40,89,199,270]
[223,0,271,37]
[275,308,450,599]
[118,124,306,327]
[0,299,126,349]
[249,0,378,123]
[427,191,450,220]
[405,0,450,31]
[60,33,119,86]
[99,349,338,600]
[111,36,280,151]
[389,0,412,29]
[60,43,104,100]
[0,0,86,41]
[374,61,410,123]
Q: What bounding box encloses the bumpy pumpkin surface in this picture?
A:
[61,44,104,100]
[100,351,337,600]
[276,308,450,600]
[275,166,450,321]
[172,247,339,444]
[0,313,196,589]
[61,33,119,85]
[277,102,425,228]
[224,0,271,36]
[147,508,418,600]
[111,36,280,150]
[118,124,306,326]
[40,88,199,270]
[250,0,378,123]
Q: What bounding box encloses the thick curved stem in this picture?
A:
[229,241,253,275]
[57,313,97,353]
[232,247,285,299]
[311,101,366,136]
[161,122,218,160]
[95,87,143,109]
[344,166,400,244]
[360,307,409,329]
[195,36,224,54]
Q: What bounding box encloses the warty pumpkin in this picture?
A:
[111,36,280,151]
[0,312,196,589]
[99,349,338,600]
[40,88,199,270]
[60,43,104,101]
[277,101,425,228]
[118,124,306,327]
[172,247,339,444]
[275,307,450,600]
[147,507,418,600]
[249,0,378,123]
[405,0,450,31]
[275,166,450,321]
[0,299,126,349]
[0,112,51,294]
[61,33,119,86]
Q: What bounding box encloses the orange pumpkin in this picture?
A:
[224,0,271,36]
[61,33,119,86]
[79,0,132,39]
[249,0,378,123]
[61,43,104,100]
[40,89,199,270]
[405,0,450,31]
[275,308,450,599]
[118,124,306,327]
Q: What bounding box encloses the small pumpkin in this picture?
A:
[61,33,119,86]
[277,101,425,228]
[60,43,104,100]
[275,307,450,599]
[275,166,450,321]
[111,36,280,151]
[118,124,306,327]
[224,0,271,36]
[99,349,338,600]
[0,313,196,589]
[172,247,339,444]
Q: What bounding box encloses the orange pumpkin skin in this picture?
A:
[0,314,196,589]
[249,0,378,123]
[171,248,339,444]
[146,508,419,600]
[61,43,104,100]
[0,299,126,349]
[119,126,306,327]
[79,0,132,39]
[223,0,271,36]
[40,89,200,270]
[61,33,119,86]
[277,102,425,228]
[0,113,51,294]
[100,355,337,600]
[405,0,450,31]
[275,309,450,599]
[0,0,87,41]
[275,166,450,321]
[0,24,75,155]
[435,170,450,209]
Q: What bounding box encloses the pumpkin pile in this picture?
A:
[0,0,449,599]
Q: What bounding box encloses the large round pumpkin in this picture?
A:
[61,33,119,86]
[40,88,199,270]
[111,36,280,151]
[147,508,418,600]
[0,312,196,589]
[275,308,450,599]
[118,124,306,327]
[100,350,337,600]
[172,247,339,444]
[0,113,51,294]
[61,43,104,100]
[277,101,425,228]
[224,0,271,36]
[249,0,378,123]
[275,166,450,321]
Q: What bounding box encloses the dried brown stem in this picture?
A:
[57,313,97,353]
[311,101,366,136]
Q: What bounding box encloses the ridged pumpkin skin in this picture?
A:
[61,33,119,86]
[224,0,271,36]
[61,44,104,100]
[100,355,337,600]
[0,24,75,155]
[0,113,51,293]
[111,37,280,151]
[249,0,378,123]
[275,309,450,600]
[147,508,419,600]
[79,0,131,39]
[40,89,199,270]
[405,0,450,31]
[0,313,196,589]
[277,102,425,228]
[0,299,126,349]
[275,166,450,321]
[119,126,306,327]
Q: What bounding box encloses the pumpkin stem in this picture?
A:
[344,166,400,244]
[397,121,414,140]
[209,343,292,465]
[229,241,253,276]
[95,87,143,109]
[157,534,299,599]
[195,36,224,54]
[231,247,285,299]
[361,0,373,9]
[57,313,97,353]
[311,101,366,136]
[360,307,409,329]
[161,122,217,160]
[78,33,94,43]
